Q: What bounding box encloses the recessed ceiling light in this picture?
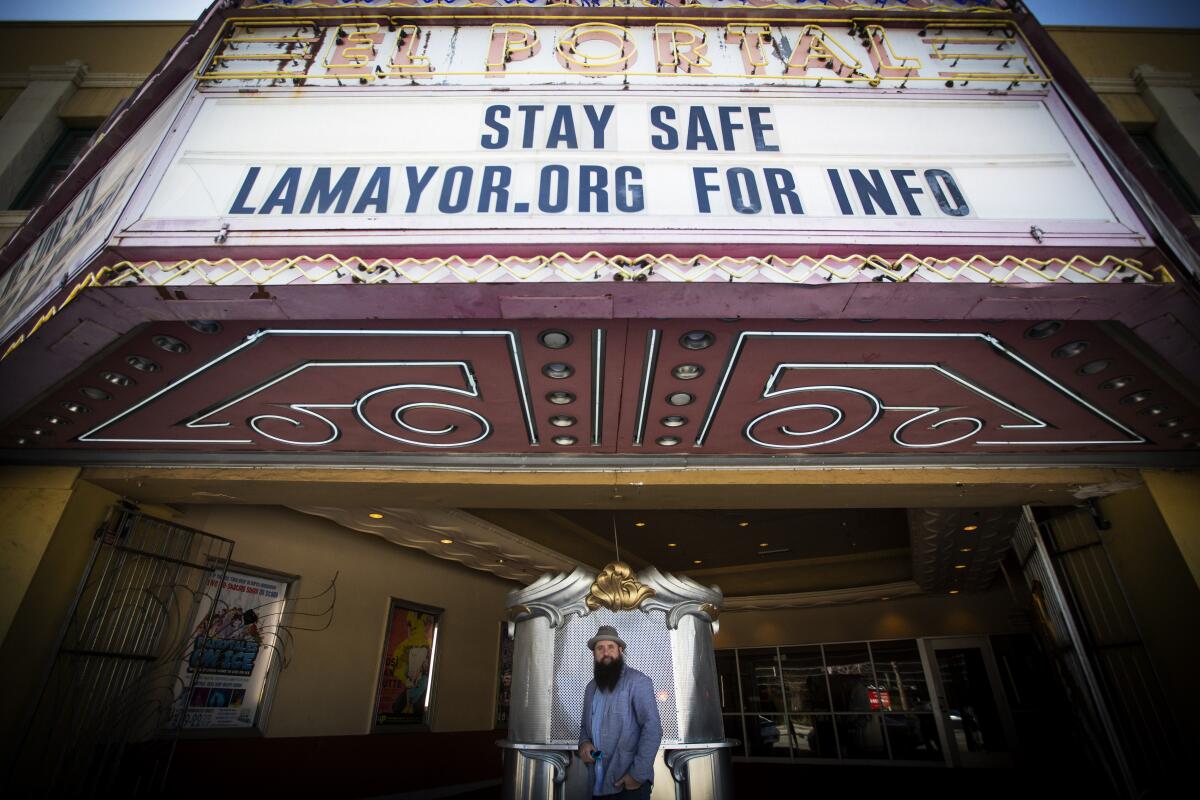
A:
[1052,340,1088,359]
[758,542,769,548]
[1099,375,1134,391]
[81,387,112,401]
[880,596,890,601]
[45,415,69,425]
[667,543,677,548]
[962,525,978,532]
[552,435,577,445]
[954,564,967,570]
[661,415,687,427]
[672,364,703,380]
[101,371,133,387]
[692,559,703,565]
[949,589,960,595]
[368,513,384,519]
[187,320,222,334]
[153,335,189,353]
[542,363,573,379]
[538,330,571,349]
[680,331,715,350]
[126,355,160,373]
[635,521,646,527]
[960,547,973,553]
[1024,320,1062,340]
[440,538,454,544]
[738,521,750,527]
[61,401,89,414]
[550,415,576,427]
[667,392,694,406]
[547,391,575,405]
[656,435,681,446]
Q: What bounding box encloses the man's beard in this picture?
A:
[594,653,624,692]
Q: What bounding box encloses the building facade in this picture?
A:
[1,1,1197,797]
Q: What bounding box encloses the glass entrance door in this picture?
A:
[921,636,1017,767]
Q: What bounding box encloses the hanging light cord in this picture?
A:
[611,513,622,563]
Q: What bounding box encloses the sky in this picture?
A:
[0,0,1198,27]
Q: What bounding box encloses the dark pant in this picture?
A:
[595,784,651,800]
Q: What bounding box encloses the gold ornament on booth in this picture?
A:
[586,562,656,612]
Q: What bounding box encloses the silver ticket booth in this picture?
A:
[498,562,737,800]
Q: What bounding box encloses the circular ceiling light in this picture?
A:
[1052,341,1088,359]
[126,355,160,373]
[1078,359,1110,375]
[1099,376,1134,391]
[546,391,575,405]
[61,401,89,414]
[538,330,572,349]
[1024,321,1063,340]
[152,335,189,353]
[552,435,577,445]
[81,387,112,401]
[680,331,715,350]
[368,513,384,519]
[667,392,694,406]
[101,371,133,387]
[1121,390,1153,405]
[672,364,703,380]
[661,415,687,427]
[542,362,573,379]
[550,415,576,427]
[187,320,222,334]
[656,435,681,446]
[1139,404,1169,417]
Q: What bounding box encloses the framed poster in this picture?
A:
[496,622,514,728]
[172,565,293,733]
[373,599,442,731]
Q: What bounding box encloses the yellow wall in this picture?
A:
[0,477,119,754]
[173,504,518,736]
[0,466,81,645]
[0,23,188,75]
[714,588,1022,649]
[1097,483,1200,743]
[1141,470,1200,588]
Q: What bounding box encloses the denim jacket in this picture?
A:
[578,665,663,791]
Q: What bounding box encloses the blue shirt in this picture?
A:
[590,689,609,795]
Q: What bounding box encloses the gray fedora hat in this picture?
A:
[587,625,626,651]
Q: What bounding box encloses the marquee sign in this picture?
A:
[234,1,1007,10]
[198,19,1047,90]
[134,89,1141,247]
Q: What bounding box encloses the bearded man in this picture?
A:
[577,625,663,799]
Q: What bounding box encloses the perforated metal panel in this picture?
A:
[550,609,680,744]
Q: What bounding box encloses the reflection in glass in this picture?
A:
[883,713,942,761]
[822,643,875,713]
[745,714,790,757]
[835,714,887,759]
[935,648,1008,754]
[787,714,833,758]
[737,648,784,713]
[715,650,740,713]
[869,639,930,712]
[780,646,830,713]
[722,714,747,757]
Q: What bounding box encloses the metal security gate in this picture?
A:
[9,504,234,797]
[1011,505,1180,798]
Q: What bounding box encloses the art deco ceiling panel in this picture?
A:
[5,318,1197,458]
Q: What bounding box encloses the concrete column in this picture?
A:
[0,60,87,210]
[1142,469,1200,591]
[0,466,80,646]
[1134,64,1200,200]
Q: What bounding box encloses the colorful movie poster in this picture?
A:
[374,601,440,728]
[173,569,289,730]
